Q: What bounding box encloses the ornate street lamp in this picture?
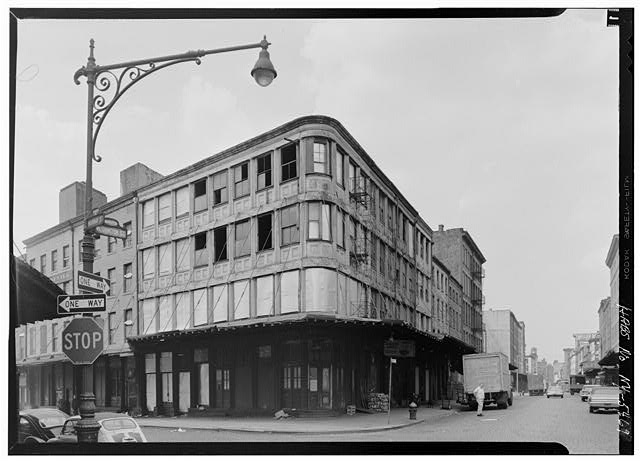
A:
[72,36,276,443]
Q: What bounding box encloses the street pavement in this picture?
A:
[140,393,619,454]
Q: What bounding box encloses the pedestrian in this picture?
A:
[473,383,485,417]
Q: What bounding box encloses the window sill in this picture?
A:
[256,185,274,193]
[234,194,250,201]
[306,172,332,178]
[307,238,332,243]
[280,177,298,186]
[257,248,274,254]
[212,202,228,208]
[279,242,300,249]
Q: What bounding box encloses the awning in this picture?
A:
[128,312,442,345]
[598,349,618,366]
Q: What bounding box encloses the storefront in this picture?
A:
[129,314,444,416]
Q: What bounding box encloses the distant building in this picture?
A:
[482,308,525,371]
[600,235,619,362]
[525,347,538,375]
[433,226,486,352]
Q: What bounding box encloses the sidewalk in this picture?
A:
[135,404,463,434]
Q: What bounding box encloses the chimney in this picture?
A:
[59,182,107,223]
[438,224,444,232]
[120,163,164,196]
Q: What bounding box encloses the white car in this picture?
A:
[49,412,147,443]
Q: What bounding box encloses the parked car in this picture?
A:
[580,384,601,402]
[18,408,69,443]
[546,385,564,398]
[48,412,147,443]
[588,386,620,413]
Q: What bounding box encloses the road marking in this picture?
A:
[481,418,497,421]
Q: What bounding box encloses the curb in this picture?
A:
[138,417,427,434]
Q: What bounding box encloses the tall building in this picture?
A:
[525,346,538,375]
[16,115,480,415]
[601,235,619,361]
[482,308,525,371]
[433,225,486,352]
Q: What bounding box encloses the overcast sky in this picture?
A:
[12,10,619,363]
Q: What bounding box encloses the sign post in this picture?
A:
[388,357,395,425]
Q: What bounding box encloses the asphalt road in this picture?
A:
[143,394,619,454]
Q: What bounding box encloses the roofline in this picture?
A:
[461,230,487,263]
[605,234,619,268]
[432,255,451,274]
[23,191,137,247]
[24,115,433,246]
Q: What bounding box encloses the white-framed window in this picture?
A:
[336,208,345,248]
[234,162,250,198]
[175,238,190,272]
[256,152,272,190]
[235,220,251,257]
[62,245,70,268]
[308,140,329,174]
[233,280,250,320]
[142,248,155,280]
[280,205,299,246]
[194,179,207,213]
[158,243,172,275]
[280,271,299,314]
[193,288,208,326]
[175,186,189,217]
[158,193,171,223]
[336,147,345,187]
[142,200,154,228]
[212,171,228,205]
[308,202,331,241]
[280,143,297,182]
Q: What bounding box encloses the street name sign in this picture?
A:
[86,213,105,230]
[61,317,104,365]
[78,270,111,294]
[58,294,106,315]
[384,340,416,358]
[93,224,128,240]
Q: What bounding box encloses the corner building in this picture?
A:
[128,115,452,415]
[19,116,480,416]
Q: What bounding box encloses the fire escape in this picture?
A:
[349,176,376,319]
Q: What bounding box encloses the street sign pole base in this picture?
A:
[76,393,100,443]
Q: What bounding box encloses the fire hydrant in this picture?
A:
[408,402,417,420]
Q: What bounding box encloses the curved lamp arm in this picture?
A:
[73,37,273,163]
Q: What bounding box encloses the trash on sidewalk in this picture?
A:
[274,409,290,419]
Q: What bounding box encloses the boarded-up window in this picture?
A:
[193,289,207,326]
[280,271,299,314]
[158,243,172,275]
[233,280,250,320]
[158,295,172,332]
[305,268,337,312]
[175,292,190,330]
[175,238,190,272]
[212,285,228,323]
[142,248,155,280]
[256,275,274,316]
[337,272,348,314]
[142,298,157,334]
[175,186,189,216]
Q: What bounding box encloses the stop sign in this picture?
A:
[62,317,104,365]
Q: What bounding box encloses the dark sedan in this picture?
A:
[18,408,69,443]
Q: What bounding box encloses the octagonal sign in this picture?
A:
[62,317,104,365]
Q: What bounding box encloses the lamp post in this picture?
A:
[72,36,276,443]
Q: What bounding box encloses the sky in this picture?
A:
[11,10,619,363]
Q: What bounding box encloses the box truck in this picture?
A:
[463,353,513,409]
[527,374,545,396]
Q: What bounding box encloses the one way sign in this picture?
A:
[58,294,107,315]
[78,270,111,295]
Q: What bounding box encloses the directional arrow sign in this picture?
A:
[57,294,106,315]
[93,224,128,240]
[78,270,111,294]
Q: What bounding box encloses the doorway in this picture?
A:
[178,372,190,413]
